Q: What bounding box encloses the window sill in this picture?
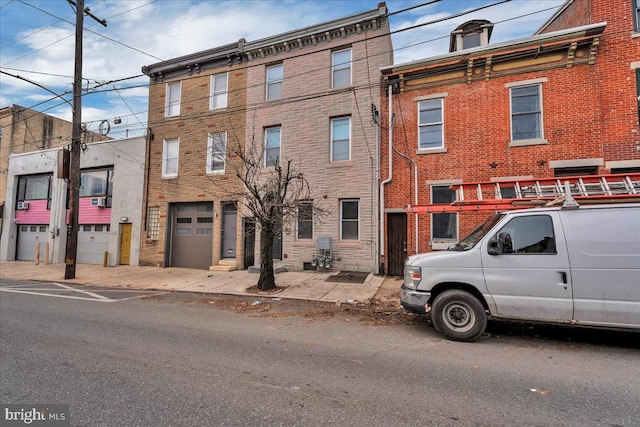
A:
[336,240,362,248]
[206,171,225,176]
[209,106,228,112]
[417,147,447,155]
[509,138,548,147]
[164,115,180,120]
[327,160,352,168]
[632,31,640,39]
[431,241,456,250]
[162,175,178,179]
[292,240,315,247]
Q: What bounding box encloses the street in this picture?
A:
[1,279,639,426]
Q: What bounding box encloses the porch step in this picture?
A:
[209,259,237,272]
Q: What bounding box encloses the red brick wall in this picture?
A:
[380,0,640,267]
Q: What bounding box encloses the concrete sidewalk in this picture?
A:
[0,261,396,304]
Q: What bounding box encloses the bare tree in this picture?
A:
[223,132,326,291]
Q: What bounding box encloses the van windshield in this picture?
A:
[448,213,505,251]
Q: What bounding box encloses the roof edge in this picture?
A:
[381,21,606,75]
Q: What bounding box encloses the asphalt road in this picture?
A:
[1,279,639,426]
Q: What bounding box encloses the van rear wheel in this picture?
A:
[431,290,487,342]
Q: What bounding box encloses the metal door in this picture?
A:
[387,213,407,276]
[16,225,48,261]
[170,203,214,269]
[221,203,237,259]
[272,216,282,260]
[243,218,255,269]
[119,223,132,265]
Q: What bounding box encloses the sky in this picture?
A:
[0,0,566,138]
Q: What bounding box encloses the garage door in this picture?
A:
[170,202,214,269]
[17,225,49,261]
[77,224,110,264]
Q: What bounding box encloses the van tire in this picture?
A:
[431,290,487,342]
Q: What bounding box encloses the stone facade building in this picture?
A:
[141,3,393,273]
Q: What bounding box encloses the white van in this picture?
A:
[400,202,640,341]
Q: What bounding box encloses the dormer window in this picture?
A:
[462,31,481,49]
[449,20,494,52]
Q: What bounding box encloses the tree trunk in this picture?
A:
[258,225,276,290]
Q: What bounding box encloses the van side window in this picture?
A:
[493,215,556,254]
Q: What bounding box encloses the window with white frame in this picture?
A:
[266,64,283,100]
[297,200,313,239]
[331,117,350,162]
[207,132,226,174]
[510,84,543,142]
[162,138,179,178]
[418,99,444,150]
[210,72,228,109]
[431,185,457,247]
[340,199,359,240]
[264,126,281,167]
[332,48,351,88]
[165,82,181,117]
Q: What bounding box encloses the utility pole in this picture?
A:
[65,0,106,279]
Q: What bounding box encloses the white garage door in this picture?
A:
[77,224,110,265]
[17,225,49,261]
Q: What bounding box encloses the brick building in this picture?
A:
[242,3,392,273]
[141,3,393,273]
[379,0,639,276]
[0,105,109,231]
[1,105,75,210]
[141,43,247,270]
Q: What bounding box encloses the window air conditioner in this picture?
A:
[17,201,29,210]
[91,197,107,207]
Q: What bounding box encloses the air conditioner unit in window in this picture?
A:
[16,201,29,210]
[91,197,106,207]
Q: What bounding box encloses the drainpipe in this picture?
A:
[392,146,419,255]
[374,105,380,275]
[379,83,393,272]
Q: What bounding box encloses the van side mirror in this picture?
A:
[488,236,499,256]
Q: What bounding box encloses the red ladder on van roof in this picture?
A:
[405,173,640,214]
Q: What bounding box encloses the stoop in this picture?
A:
[209,259,237,272]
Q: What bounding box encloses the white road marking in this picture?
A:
[0,282,168,302]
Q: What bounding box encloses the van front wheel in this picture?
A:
[431,290,487,342]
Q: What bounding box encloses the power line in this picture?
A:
[2,0,570,146]
[2,0,162,67]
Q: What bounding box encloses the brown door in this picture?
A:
[387,213,407,276]
[119,223,132,265]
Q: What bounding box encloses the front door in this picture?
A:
[387,213,407,276]
[243,218,255,269]
[119,223,132,265]
[272,216,282,260]
[221,203,237,259]
[481,212,573,321]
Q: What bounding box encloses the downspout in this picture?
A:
[379,83,393,273]
[374,106,380,275]
[391,146,419,254]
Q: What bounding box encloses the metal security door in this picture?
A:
[221,203,237,259]
[272,216,282,260]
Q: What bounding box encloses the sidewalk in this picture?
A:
[0,261,401,304]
